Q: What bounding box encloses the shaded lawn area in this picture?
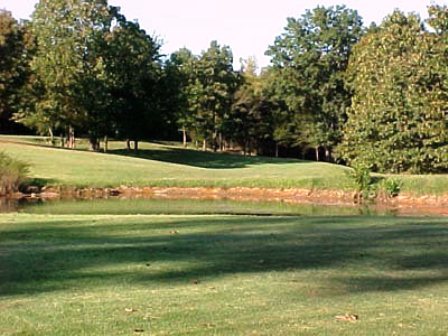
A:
[1,214,448,335]
[108,147,299,169]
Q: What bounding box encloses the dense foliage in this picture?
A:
[0,152,28,195]
[0,10,29,132]
[266,5,364,161]
[338,9,448,173]
[0,1,447,173]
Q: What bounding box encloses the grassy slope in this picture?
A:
[1,213,448,335]
[0,138,353,190]
[1,136,447,195]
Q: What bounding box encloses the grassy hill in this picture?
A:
[0,136,353,190]
[0,136,447,195]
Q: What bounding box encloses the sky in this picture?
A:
[1,0,445,68]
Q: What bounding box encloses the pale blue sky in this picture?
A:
[1,0,444,68]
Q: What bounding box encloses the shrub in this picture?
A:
[349,163,375,203]
[381,178,402,198]
[0,152,29,196]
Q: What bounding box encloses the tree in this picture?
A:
[20,0,115,149]
[338,10,448,173]
[164,48,196,147]
[104,14,162,152]
[186,41,239,151]
[0,10,29,132]
[266,5,364,161]
[227,58,274,155]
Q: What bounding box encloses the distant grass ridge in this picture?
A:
[0,136,447,195]
[0,138,354,190]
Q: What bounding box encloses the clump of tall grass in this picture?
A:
[0,152,29,196]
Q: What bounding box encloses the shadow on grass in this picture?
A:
[0,216,447,297]
[109,147,300,169]
[22,177,58,190]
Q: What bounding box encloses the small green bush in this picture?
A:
[381,178,402,198]
[349,163,375,203]
[0,152,29,196]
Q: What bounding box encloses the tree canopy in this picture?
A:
[337,9,448,173]
[0,2,447,173]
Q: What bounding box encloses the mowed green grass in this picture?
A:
[1,213,448,335]
[0,137,353,189]
[1,136,448,194]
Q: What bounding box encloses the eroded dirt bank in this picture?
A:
[8,186,448,216]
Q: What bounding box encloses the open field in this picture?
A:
[1,212,448,335]
[1,136,448,195]
[0,136,353,190]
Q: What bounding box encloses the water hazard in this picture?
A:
[0,197,411,216]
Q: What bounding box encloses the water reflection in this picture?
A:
[0,197,403,217]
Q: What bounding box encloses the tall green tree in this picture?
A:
[20,0,115,148]
[338,10,448,173]
[164,48,196,147]
[227,58,274,155]
[267,5,363,161]
[105,14,162,152]
[187,41,239,151]
[0,10,29,132]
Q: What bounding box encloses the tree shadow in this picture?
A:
[109,147,301,169]
[0,216,447,298]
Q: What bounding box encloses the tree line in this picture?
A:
[0,1,447,173]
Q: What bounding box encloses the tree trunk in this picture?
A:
[218,132,223,152]
[60,134,65,148]
[182,127,187,148]
[103,136,108,153]
[126,139,131,151]
[68,126,75,149]
[325,147,331,162]
[134,140,139,154]
[275,143,279,158]
[212,131,218,152]
[315,146,320,162]
[48,128,54,146]
[89,137,100,151]
[202,139,207,151]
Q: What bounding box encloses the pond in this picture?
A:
[0,196,424,216]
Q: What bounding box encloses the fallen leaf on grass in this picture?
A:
[125,308,138,313]
[335,314,359,322]
[169,230,179,235]
[202,323,216,328]
[134,328,144,333]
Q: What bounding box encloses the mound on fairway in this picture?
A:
[1,137,448,196]
[0,138,353,189]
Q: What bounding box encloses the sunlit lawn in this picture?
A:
[1,213,448,335]
[0,137,353,190]
[1,136,448,195]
